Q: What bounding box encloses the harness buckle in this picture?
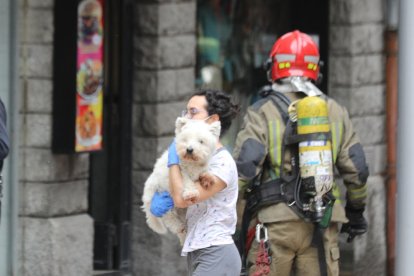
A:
[280,183,295,206]
[255,223,268,243]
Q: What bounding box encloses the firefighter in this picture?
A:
[233,30,369,276]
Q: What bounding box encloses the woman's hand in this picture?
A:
[150,191,174,217]
[167,140,180,167]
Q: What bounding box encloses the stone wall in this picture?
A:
[131,0,197,275]
[329,0,387,275]
[18,0,93,275]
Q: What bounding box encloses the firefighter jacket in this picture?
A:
[233,91,369,224]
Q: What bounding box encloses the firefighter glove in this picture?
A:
[167,140,180,167]
[341,206,367,243]
[150,191,174,217]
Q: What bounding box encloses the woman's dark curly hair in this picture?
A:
[190,89,240,137]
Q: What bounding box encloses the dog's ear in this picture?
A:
[209,121,221,138]
[175,116,188,135]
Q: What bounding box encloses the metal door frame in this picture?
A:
[0,0,19,274]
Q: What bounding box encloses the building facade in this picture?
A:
[0,0,389,275]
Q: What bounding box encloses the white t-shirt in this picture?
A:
[181,148,239,256]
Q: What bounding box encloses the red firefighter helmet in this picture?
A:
[269,30,320,82]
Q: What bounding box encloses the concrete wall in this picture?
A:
[329,0,387,275]
[130,0,197,275]
[18,0,93,275]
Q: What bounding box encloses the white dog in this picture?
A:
[142,117,221,243]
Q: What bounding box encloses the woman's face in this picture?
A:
[183,95,219,125]
[184,95,209,120]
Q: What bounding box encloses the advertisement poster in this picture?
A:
[75,0,104,152]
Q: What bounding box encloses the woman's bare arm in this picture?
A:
[169,165,226,208]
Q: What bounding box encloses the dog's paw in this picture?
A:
[199,173,215,189]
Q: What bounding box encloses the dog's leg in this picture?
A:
[163,209,187,244]
[181,174,200,201]
[145,212,168,234]
[182,183,200,201]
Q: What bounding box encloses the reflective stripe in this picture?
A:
[304,55,319,63]
[239,179,249,192]
[332,182,342,204]
[275,54,295,62]
[348,185,368,200]
[331,122,343,162]
[331,122,337,161]
[268,120,281,177]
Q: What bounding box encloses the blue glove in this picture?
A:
[150,191,174,217]
[167,140,180,167]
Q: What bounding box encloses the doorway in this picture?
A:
[88,0,133,272]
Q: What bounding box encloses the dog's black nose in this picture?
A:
[186,147,193,154]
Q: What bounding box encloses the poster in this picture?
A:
[75,0,104,152]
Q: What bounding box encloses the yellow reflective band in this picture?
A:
[286,62,291,68]
[349,185,367,194]
[238,179,248,191]
[276,120,281,177]
[331,123,338,161]
[349,191,368,200]
[268,121,281,177]
[331,122,343,162]
[269,121,276,163]
[332,183,342,204]
[348,186,368,200]
[307,63,314,69]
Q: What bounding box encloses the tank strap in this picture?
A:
[312,224,328,276]
[266,91,291,124]
[285,132,332,145]
[266,91,297,182]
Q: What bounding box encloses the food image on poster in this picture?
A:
[75,103,102,149]
[78,109,98,139]
[77,59,103,100]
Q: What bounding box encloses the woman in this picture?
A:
[151,89,241,276]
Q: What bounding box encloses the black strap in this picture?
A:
[312,224,328,276]
[267,91,291,124]
[266,91,300,185]
[285,132,332,145]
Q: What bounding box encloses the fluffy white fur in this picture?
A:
[141,117,221,243]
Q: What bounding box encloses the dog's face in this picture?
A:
[174,117,221,165]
